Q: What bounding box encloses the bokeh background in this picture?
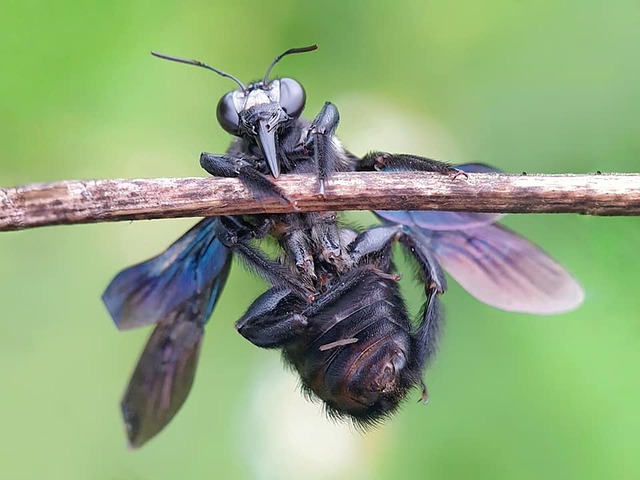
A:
[2,1,640,479]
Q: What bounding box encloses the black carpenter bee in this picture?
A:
[102,45,584,448]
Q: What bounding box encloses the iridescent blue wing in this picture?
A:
[103,218,232,330]
[122,307,204,448]
[102,218,233,448]
[376,163,584,314]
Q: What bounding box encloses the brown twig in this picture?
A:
[1,171,639,232]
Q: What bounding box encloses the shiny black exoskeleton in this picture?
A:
[103,46,583,448]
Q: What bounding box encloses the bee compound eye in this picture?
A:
[216,91,240,135]
[278,78,306,118]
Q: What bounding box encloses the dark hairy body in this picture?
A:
[207,117,444,426]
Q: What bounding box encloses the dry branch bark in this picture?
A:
[1,171,639,232]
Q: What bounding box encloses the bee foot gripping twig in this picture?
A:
[419,381,429,405]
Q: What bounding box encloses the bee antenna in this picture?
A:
[263,44,318,84]
[151,51,246,91]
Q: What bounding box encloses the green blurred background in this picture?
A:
[2,1,640,479]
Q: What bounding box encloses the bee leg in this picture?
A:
[280,218,317,279]
[235,286,308,348]
[276,212,350,278]
[396,229,445,368]
[349,225,446,292]
[348,225,400,261]
[214,217,312,295]
[307,212,348,268]
[303,102,341,195]
[217,216,273,244]
[395,229,447,293]
[412,282,441,368]
[199,152,290,202]
[358,151,461,177]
